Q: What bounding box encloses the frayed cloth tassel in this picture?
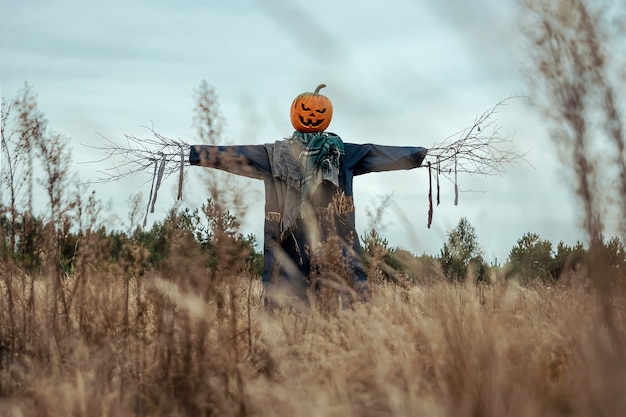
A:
[143,160,158,228]
[454,155,459,206]
[150,154,167,213]
[427,161,433,228]
[436,156,440,206]
[177,147,184,200]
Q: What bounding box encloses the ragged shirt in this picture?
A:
[189,132,428,300]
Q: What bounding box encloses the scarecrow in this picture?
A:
[92,83,523,305]
[189,84,427,303]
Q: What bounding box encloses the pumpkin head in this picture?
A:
[290,84,333,133]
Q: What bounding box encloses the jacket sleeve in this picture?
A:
[189,145,271,179]
[345,143,428,176]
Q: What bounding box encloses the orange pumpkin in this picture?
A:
[290,84,333,133]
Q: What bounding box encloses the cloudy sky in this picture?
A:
[0,0,601,262]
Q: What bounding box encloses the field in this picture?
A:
[2,1,624,414]
[1,250,624,416]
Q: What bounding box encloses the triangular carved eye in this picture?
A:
[301,103,311,111]
[316,108,326,114]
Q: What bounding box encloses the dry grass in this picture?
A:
[1,246,624,417]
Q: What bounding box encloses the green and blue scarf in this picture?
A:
[289,131,344,204]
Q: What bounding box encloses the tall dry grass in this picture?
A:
[1,238,625,417]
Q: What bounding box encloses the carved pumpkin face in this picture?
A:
[290,84,333,133]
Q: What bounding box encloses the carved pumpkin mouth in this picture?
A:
[298,116,325,127]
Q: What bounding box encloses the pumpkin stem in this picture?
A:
[314,84,326,94]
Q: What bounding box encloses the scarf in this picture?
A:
[289,131,345,206]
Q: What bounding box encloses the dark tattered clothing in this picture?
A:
[189,139,427,299]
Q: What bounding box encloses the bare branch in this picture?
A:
[80,125,189,185]
[425,97,530,182]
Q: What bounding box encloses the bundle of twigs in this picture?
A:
[422,97,529,227]
[84,125,190,225]
[427,98,523,177]
[88,126,189,184]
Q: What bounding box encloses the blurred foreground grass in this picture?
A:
[1,261,623,417]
